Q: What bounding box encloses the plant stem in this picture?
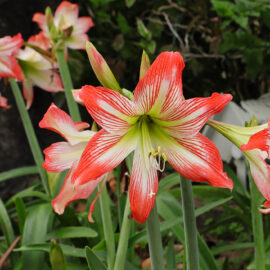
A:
[146,202,165,270]
[10,79,49,195]
[180,177,200,270]
[113,193,131,270]
[248,169,265,270]
[99,183,115,270]
[55,49,81,122]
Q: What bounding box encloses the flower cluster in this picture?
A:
[0,1,93,109]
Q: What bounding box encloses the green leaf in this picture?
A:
[159,173,179,191]
[6,187,50,207]
[15,197,27,235]
[157,191,219,270]
[0,199,16,266]
[21,203,53,270]
[85,246,107,270]
[212,242,254,255]
[16,243,87,258]
[0,199,15,246]
[125,0,135,8]
[136,18,152,40]
[50,241,67,270]
[117,13,131,34]
[47,226,97,239]
[0,166,38,182]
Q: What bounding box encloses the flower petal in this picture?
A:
[28,32,50,50]
[159,132,233,189]
[129,141,158,223]
[65,33,89,50]
[133,51,185,115]
[22,80,34,109]
[241,128,270,157]
[54,1,78,27]
[80,85,138,134]
[43,141,87,172]
[52,161,104,215]
[247,150,270,201]
[72,128,138,186]
[39,103,94,145]
[75,122,90,130]
[73,17,94,34]
[156,92,232,139]
[259,200,270,214]
[0,94,9,109]
[85,42,121,91]
[32,13,47,31]
[30,70,63,92]
[0,34,23,55]
[0,55,24,81]
[73,89,84,105]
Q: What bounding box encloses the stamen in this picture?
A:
[149,191,156,198]
[148,146,167,172]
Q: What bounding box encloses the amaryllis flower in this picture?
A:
[0,93,9,109]
[33,1,94,50]
[71,52,233,223]
[207,118,270,213]
[39,103,105,221]
[0,34,23,81]
[16,33,63,109]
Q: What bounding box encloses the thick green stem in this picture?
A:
[146,202,165,270]
[99,184,115,270]
[180,177,200,270]
[55,49,81,122]
[113,193,131,270]
[248,169,265,270]
[10,79,49,195]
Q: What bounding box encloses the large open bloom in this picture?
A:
[71,51,233,223]
[33,1,94,50]
[0,33,23,81]
[16,33,63,108]
[39,103,104,221]
[207,118,270,213]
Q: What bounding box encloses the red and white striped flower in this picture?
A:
[39,103,104,221]
[16,33,63,109]
[33,1,94,50]
[71,51,233,223]
[208,118,270,213]
[0,34,23,81]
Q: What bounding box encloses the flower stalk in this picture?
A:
[248,168,265,270]
[180,176,200,270]
[10,78,49,195]
[113,193,131,270]
[146,202,165,270]
[55,49,81,122]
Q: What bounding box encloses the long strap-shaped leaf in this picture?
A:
[21,203,52,270]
